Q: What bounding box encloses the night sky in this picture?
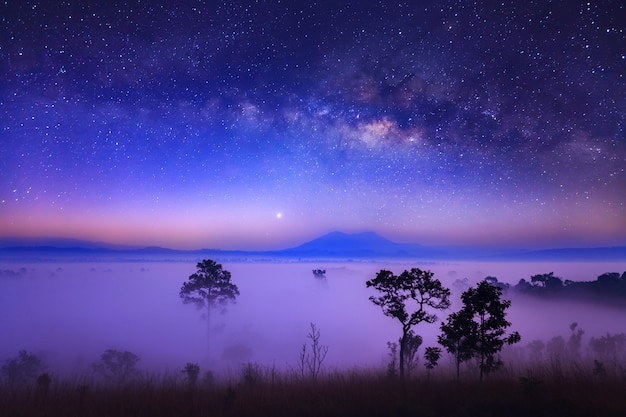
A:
[1,0,624,250]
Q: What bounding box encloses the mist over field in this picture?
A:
[1,259,625,376]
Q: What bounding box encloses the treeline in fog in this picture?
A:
[2,260,626,416]
[472,270,626,306]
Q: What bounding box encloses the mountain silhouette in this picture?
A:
[285,231,421,256]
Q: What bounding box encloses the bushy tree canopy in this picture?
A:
[530,272,563,289]
[180,259,239,312]
[440,280,520,381]
[366,268,450,379]
[438,308,476,379]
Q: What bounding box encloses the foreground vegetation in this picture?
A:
[2,362,626,417]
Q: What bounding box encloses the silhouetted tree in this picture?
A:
[386,341,398,378]
[530,272,563,289]
[484,276,510,291]
[182,363,200,387]
[180,259,239,358]
[366,268,451,379]
[589,333,626,363]
[438,308,476,380]
[515,270,626,303]
[443,280,520,381]
[567,322,584,359]
[312,269,326,278]
[403,330,423,378]
[1,350,46,385]
[594,273,623,294]
[423,346,442,380]
[484,276,498,285]
[514,278,532,292]
[36,372,51,394]
[597,272,620,284]
[93,349,140,383]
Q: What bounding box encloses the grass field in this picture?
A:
[2,361,626,417]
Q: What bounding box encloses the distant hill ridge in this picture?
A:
[0,237,142,251]
[0,232,624,261]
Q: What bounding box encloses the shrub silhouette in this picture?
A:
[1,350,46,386]
[93,349,140,383]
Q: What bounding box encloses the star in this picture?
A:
[0,0,623,250]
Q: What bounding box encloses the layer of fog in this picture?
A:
[1,260,625,376]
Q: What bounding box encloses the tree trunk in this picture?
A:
[479,353,484,382]
[206,303,211,364]
[206,289,213,366]
[399,331,407,380]
[479,313,485,382]
[456,354,460,380]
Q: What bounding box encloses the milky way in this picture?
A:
[1,0,624,250]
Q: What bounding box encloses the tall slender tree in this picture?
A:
[180,259,240,358]
[366,268,451,379]
[438,309,475,380]
[440,280,520,381]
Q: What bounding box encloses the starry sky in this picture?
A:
[1,0,625,251]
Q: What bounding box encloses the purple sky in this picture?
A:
[1,1,625,250]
